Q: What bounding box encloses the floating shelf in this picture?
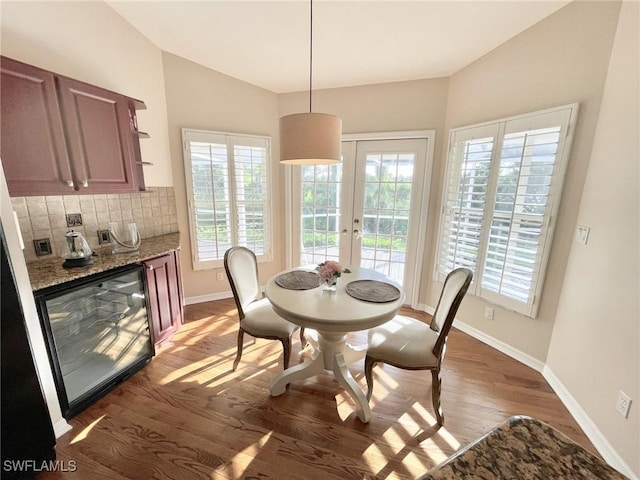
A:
[133,130,150,139]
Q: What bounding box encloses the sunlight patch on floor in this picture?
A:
[226,431,273,479]
[370,367,400,401]
[380,426,411,455]
[434,429,461,453]
[157,352,232,385]
[70,415,106,445]
[180,325,237,346]
[335,391,357,421]
[410,402,460,450]
[361,441,386,471]
[363,425,412,460]
[405,407,451,466]
[418,440,450,467]
[403,451,435,478]
[402,401,436,425]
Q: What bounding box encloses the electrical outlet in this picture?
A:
[484,307,494,320]
[66,213,83,227]
[615,391,632,418]
[97,229,111,245]
[216,272,224,281]
[33,238,52,256]
[575,225,590,245]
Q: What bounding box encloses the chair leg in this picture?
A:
[299,327,307,348]
[364,355,377,401]
[280,337,292,370]
[233,328,245,371]
[431,369,444,425]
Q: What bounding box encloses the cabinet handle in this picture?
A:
[146,265,154,271]
[82,180,89,188]
[67,180,74,188]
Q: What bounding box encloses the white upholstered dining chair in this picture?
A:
[364,267,473,425]
[224,247,306,371]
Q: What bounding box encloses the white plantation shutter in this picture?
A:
[231,137,270,257]
[437,124,499,276]
[183,129,271,270]
[436,105,577,317]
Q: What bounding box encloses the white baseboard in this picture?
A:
[53,418,73,438]
[184,291,233,305]
[454,320,545,372]
[543,366,638,480]
[416,303,545,372]
[415,302,636,479]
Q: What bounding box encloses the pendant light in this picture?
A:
[280,0,342,165]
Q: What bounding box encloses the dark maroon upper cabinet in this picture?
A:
[0,56,146,196]
[0,57,76,196]
[56,77,139,194]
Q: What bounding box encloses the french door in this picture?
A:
[290,133,433,305]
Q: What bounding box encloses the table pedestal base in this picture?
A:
[269,331,371,423]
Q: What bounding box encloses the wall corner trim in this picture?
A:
[542,366,638,480]
[53,418,73,439]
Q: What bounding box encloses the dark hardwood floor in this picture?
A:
[40,298,596,479]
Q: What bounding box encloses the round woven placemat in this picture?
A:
[275,271,320,290]
[345,280,401,303]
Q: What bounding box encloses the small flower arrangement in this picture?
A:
[316,260,351,285]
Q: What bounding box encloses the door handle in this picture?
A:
[341,229,348,235]
[353,229,361,239]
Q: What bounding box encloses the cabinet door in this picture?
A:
[144,254,182,346]
[56,76,139,193]
[0,57,75,196]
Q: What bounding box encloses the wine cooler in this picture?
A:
[36,264,154,418]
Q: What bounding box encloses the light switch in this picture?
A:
[575,225,590,245]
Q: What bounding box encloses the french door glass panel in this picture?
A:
[357,149,415,283]
[300,162,344,265]
[295,138,428,302]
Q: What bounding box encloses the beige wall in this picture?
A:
[441,0,621,361]
[278,78,450,301]
[547,1,639,476]
[161,52,282,299]
[0,1,173,187]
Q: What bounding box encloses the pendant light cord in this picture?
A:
[309,0,313,113]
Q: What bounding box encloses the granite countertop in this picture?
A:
[27,232,181,292]
[420,416,627,480]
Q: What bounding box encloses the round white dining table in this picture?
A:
[266,266,405,423]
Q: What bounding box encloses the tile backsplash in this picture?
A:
[11,187,179,263]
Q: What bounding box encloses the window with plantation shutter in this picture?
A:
[183,129,271,270]
[436,105,578,317]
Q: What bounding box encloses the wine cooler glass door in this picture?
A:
[40,266,152,415]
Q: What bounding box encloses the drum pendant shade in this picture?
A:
[280,113,342,165]
[279,0,342,165]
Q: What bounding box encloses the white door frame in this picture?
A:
[284,130,435,308]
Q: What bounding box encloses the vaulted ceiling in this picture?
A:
[108,1,570,93]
